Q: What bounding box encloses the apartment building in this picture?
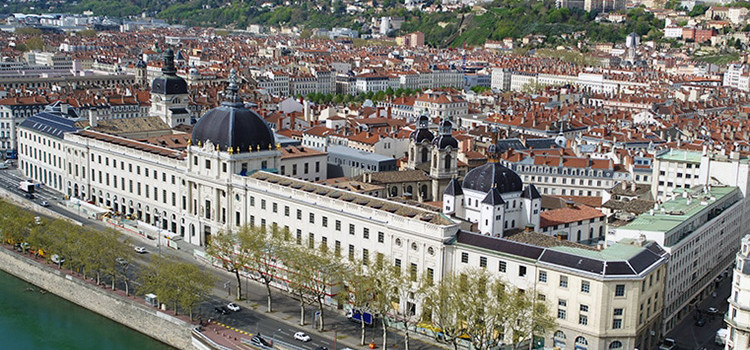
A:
[451,231,668,350]
[726,234,750,350]
[612,185,745,333]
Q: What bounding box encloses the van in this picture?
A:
[658,338,676,350]
[716,328,728,345]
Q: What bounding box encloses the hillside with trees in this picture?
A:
[3,0,667,46]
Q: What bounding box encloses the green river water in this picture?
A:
[0,269,174,350]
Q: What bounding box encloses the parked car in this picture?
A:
[659,338,676,350]
[250,335,272,347]
[116,258,128,266]
[226,303,240,312]
[294,332,311,342]
[24,193,34,199]
[695,318,706,327]
[214,306,229,315]
[40,200,49,207]
[707,307,720,315]
[134,246,147,254]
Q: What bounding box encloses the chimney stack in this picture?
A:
[88,108,98,127]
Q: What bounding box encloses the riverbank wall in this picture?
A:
[0,246,195,350]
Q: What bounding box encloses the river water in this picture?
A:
[0,269,173,350]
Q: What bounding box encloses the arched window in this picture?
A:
[390,186,398,197]
[599,226,604,237]
[609,341,622,349]
[575,336,588,347]
[421,148,428,163]
[444,154,451,170]
[589,227,594,239]
[554,331,566,348]
[577,230,581,242]
[406,185,413,195]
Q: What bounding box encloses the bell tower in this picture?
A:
[430,118,458,200]
[149,49,190,128]
[407,114,434,170]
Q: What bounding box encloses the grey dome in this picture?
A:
[432,118,457,149]
[462,162,522,194]
[191,105,274,153]
[152,49,188,95]
[191,69,274,153]
[410,115,433,143]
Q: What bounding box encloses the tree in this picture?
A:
[175,262,216,320]
[507,289,555,349]
[279,243,314,326]
[304,248,344,331]
[77,29,98,37]
[367,255,398,349]
[420,273,464,350]
[205,228,253,301]
[0,203,34,249]
[243,225,284,312]
[390,262,418,350]
[139,255,181,314]
[24,37,45,51]
[339,259,376,346]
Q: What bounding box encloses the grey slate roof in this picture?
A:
[482,188,505,205]
[522,184,541,199]
[20,111,78,139]
[444,178,463,196]
[455,230,666,277]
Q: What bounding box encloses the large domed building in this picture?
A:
[443,157,540,237]
[191,70,275,154]
[188,69,280,177]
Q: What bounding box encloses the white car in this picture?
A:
[134,246,147,254]
[294,331,311,342]
[226,302,240,312]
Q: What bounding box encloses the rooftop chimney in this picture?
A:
[88,108,97,128]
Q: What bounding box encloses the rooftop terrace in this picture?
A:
[619,185,739,234]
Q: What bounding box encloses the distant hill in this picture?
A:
[2,0,666,47]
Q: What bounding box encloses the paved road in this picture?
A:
[0,168,443,350]
[664,271,733,350]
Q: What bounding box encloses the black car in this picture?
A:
[214,306,229,315]
[24,193,34,199]
[695,318,706,327]
[250,335,272,347]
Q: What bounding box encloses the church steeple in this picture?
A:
[222,69,243,107]
[162,49,177,75]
